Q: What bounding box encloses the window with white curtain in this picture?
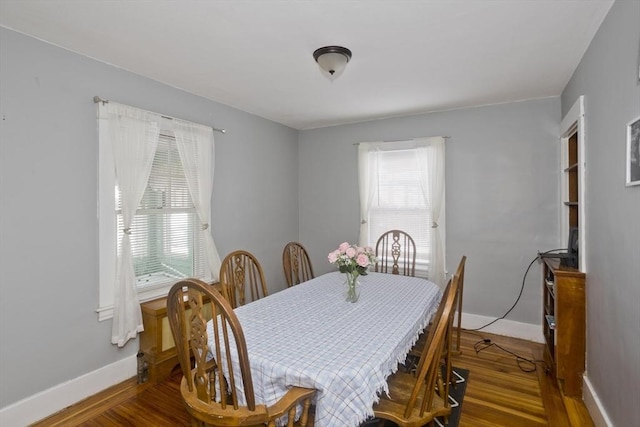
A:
[97,102,220,330]
[358,137,446,285]
[117,133,206,291]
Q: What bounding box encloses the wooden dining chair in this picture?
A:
[167,279,315,427]
[374,229,416,276]
[372,271,460,427]
[452,255,466,355]
[282,242,314,287]
[219,250,268,309]
[407,255,467,366]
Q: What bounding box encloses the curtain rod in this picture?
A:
[93,96,226,134]
[353,136,450,146]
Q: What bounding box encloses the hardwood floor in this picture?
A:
[32,331,594,427]
[453,331,589,427]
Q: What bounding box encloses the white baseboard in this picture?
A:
[583,375,614,427]
[460,312,545,343]
[0,354,137,427]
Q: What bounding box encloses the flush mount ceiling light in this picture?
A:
[313,46,352,77]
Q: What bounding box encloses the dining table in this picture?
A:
[207,271,442,427]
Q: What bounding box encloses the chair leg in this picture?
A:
[436,363,451,426]
[299,398,312,427]
[452,325,463,355]
[286,406,296,427]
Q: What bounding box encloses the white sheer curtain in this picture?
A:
[173,120,222,280]
[415,137,446,288]
[357,142,380,247]
[358,137,446,286]
[106,103,160,347]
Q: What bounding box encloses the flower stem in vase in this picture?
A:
[328,242,376,303]
[345,271,360,303]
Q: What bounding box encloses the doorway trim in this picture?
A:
[560,95,587,272]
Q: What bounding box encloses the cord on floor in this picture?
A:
[472,338,549,374]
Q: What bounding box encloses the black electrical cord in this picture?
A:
[473,338,549,373]
[466,248,567,332]
[463,248,566,374]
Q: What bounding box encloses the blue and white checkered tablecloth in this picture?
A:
[207,271,442,427]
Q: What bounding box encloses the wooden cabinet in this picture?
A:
[140,282,220,383]
[542,257,585,397]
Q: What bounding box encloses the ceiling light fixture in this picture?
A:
[313,46,352,77]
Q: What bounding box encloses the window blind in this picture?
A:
[116,134,206,290]
[368,149,432,272]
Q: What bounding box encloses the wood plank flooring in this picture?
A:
[32,331,594,427]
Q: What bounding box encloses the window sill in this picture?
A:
[96,276,214,322]
[96,285,172,322]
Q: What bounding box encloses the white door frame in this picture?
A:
[559,95,587,272]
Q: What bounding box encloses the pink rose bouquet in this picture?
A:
[327,242,377,276]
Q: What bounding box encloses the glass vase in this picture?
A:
[344,271,360,303]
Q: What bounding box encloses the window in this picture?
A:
[358,137,446,284]
[367,148,432,274]
[97,102,218,324]
[118,134,207,291]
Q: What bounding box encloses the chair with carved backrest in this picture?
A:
[219,250,268,309]
[372,271,460,426]
[167,279,315,427]
[282,242,315,287]
[374,230,417,277]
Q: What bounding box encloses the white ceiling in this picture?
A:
[0,0,614,130]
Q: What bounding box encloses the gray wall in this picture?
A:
[561,1,640,425]
[299,97,561,325]
[0,28,299,408]
[3,2,637,423]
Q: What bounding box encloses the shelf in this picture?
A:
[545,279,555,297]
[564,163,578,172]
[564,202,579,206]
[545,314,556,330]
